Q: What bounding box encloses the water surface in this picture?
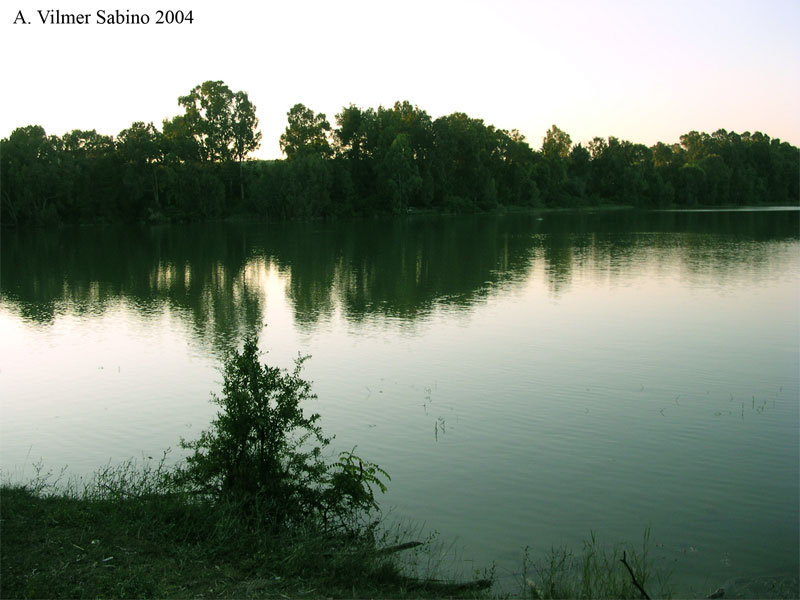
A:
[2,209,798,595]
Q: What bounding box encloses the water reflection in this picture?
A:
[1,225,263,352]
[2,209,797,350]
[275,217,538,325]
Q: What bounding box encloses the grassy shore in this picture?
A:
[1,476,493,599]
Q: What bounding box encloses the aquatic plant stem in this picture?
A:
[620,550,651,600]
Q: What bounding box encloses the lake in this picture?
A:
[1,208,798,596]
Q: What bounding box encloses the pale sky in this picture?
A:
[2,0,799,159]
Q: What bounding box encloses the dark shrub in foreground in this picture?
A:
[176,334,388,531]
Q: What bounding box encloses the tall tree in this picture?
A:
[177,81,260,164]
[231,91,262,164]
[60,129,120,220]
[280,104,332,160]
[380,132,422,213]
[116,121,162,164]
[230,91,262,203]
[539,125,572,204]
[334,104,372,160]
[117,121,163,212]
[0,125,61,224]
[541,125,572,160]
[179,80,234,162]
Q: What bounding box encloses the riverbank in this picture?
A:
[7,480,800,599]
[0,201,638,228]
[6,200,799,229]
[0,481,492,599]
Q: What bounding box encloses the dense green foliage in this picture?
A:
[176,335,388,531]
[2,81,797,225]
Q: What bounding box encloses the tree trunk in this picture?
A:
[240,160,245,205]
[152,166,160,209]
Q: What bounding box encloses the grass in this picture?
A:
[517,529,673,599]
[1,464,672,599]
[0,460,492,599]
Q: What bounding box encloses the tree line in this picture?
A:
[2,80,797,225]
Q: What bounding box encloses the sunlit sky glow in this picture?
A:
[2,0,799,158]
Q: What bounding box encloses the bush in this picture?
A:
[176,334,388,531]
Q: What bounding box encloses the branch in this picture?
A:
[377,541,423,555]
[402,576,492,593]
[620,550,651,600]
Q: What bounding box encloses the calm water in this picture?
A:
[2,209,798,595]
